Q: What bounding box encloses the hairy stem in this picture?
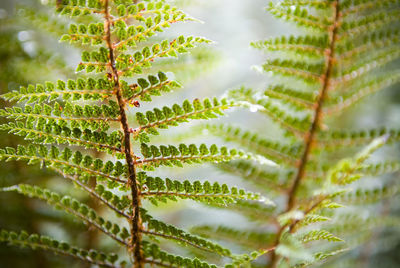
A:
[103,1,144,267]
[268,1,341,267]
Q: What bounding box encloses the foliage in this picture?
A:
[0,21,92,268]
[194,0,400,267]
[0,0,274,267]
[1,0,399,267]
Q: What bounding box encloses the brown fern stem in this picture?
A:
[287,1,340,211]
[268,1,341,267]
[103,1,144,267]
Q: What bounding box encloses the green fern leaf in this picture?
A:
[121,72,181,103]
[191,225,275,250]
[140,209,232,257]
[1,184,129,245]
[137,143,277,171]
[267,3,331,32]
[142,241,218,268]
[299,229,343,243]
[1,78,114,104]
[138,172,272,206]
[217,160,291,191]
[0,229,120,267]
[205,124,302,165]
[0,145,127,183]
[133,98,233,141]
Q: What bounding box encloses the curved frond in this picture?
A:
[138,172,272,206]
[0,145,127,183]
[1,184,128,245]
[140,209,232,257]
[1,78,114,104]
[192,225,275,250]
[267,3,331,32]
[204,124,302,165]
[137,143,277,170]
[133,98,233,142]
[0,229,120,267]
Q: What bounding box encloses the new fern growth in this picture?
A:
[197,0,400,267]
[0,1,275,267]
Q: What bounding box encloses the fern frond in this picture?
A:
[335,47,400,80]
[150,48,220,83]
[1,78,114,104]
[258,98,312,135]
[227,87,312,136]
[0,145,127,184]
[121,72,181,103]
[138,172,272,206]
[111,1,195,25]
[133,98,233,141]
[306,160,400,181]
[325,214,400,235]
[230,0,400,266]
[204,124,301,165]
[279,0,332,10]
[298,229,343,243]
[0,102,117,131]
[339,10,400,38]
[61,22,105,46]
[336,29,400,59]
[275,232,313,263]
[263,85,318,110]
[217,160,290,191]
[251,35,327,58]
[267,3,331,32]
[227,249,274,268]
[212,199,276,222]
[1,184,129,246]
[325,135,388,186]
[335,185,398,205]
[112,8,194,51]
[317,127,400,149]
[54,168,130,219]
[104,36,211,77]
[0,229,120,267]
[294,248,349,268]
[253,34,329,49]
[297,214,331,228]
[54,0,105,16]
[3,0,398,266]
[262,59,324,84]
[0,121,122,154]
[93,184,131,212]
[192,225,275,250]
[326,72,400,115]
[142,242,218,268]
[342,0,400,16]
[137,143,277,171]
[140,209,232,257]
[297,137,389,223]
[356,161,400,176]
[1,0,240,266]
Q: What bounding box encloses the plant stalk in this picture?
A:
[103,1,144,267]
